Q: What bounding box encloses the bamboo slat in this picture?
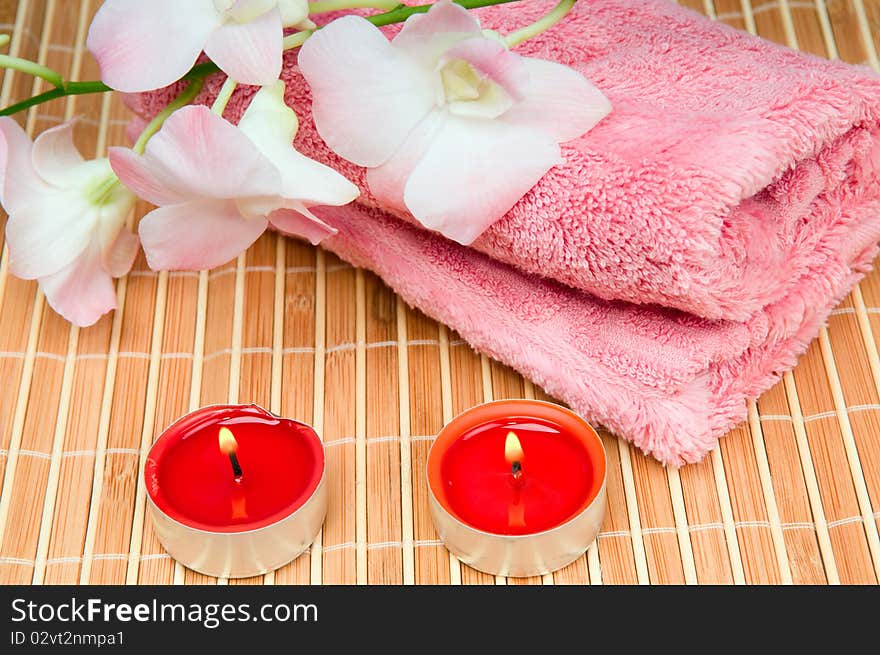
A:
[1,0,879,586]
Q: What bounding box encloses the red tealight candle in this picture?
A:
[428,400,606,577]
[145,405,327,578]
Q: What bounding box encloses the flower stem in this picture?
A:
[282,29,314,50]
[0,35,10,48]
[86,174,123,206]
[132,77,205,154]
[504,0,576,47]
[308,0,401,13]
[0,80,111,117]
[366,0,521,27]
[0,53,64,87]
[211,77,238,116]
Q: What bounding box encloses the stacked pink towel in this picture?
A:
[127,0,880,463]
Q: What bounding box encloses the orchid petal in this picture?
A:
[30,120,87,187]
[277,0,309,25]
[138,199,268,271]
[298,15,435,167]
[238,83,360,206]
[269,206,337,245]
[40,242,118,327]
[442,37,528,100]
[5,189,97,279]
[86,0,220,92]
[275,151,360,207]
[94,183,138,277]
[392,0,482,67]
[403,116,562,245]
[500,58,612,143]
[366,110,447,214]
[109,105,281,205]
[226,0,276,22]
[237,81,299,146]
[204,7,282,86]
[102,227,140,278]
[0,117,50,212]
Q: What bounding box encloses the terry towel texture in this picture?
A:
[127,0,880,463]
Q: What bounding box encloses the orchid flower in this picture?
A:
[109,82,359,271]
[0,118,138,327]
[298,0,612,245]
[87,0,309,92]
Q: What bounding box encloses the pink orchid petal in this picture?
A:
[500,58,612,143]
[272,149,360,207]
[109,105,281,205]
[366,110,447,214]
[298,15,435,167]
[5,189,96,279]
[40,242,117,327]
[204,7,282,86]
[0,117,50,212]
[102,227,140,278]
[392,0,482,66]
[86,0,220,92]
[237,84,360,207]
[403,115,563,245]
[443,37,528,100]
[138,199,268,271]
[31,120,86,187]
[269,206,337,245]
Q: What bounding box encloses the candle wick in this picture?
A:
[511,460,522,480]
[228,452,243,480]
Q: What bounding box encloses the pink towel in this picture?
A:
[128,0,880,322]
[124,0,880,463]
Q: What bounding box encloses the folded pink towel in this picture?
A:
[128,0,880,322]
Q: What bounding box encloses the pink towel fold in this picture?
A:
[125,0,880,462]
[128,0,880,322]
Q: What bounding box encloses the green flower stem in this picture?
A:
[504,0,575,48]
[0,80,111,116]
[0,34,10,48]
[282,29,313,50]
[366,0,521,27]
[86,173,123,206]
[0,53,64,87]
[211,76,238,116]
[308,0,401,13]
[132,77,205,154]
[1,0,526,117]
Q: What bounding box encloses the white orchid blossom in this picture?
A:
[298,0,611,244]
[0,118,138,326]
[110,82,359,271]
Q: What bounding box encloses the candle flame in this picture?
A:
[504,431,523,465]
[218,426,238,455]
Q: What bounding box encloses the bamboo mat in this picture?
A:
[1,0,880,586]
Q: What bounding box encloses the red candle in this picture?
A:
[145,405,327,578]
[428,400,606,577]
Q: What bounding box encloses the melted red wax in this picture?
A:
[147,406,322,532]
[440,417,594,535]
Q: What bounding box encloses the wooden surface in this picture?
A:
[1,0,880,585]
